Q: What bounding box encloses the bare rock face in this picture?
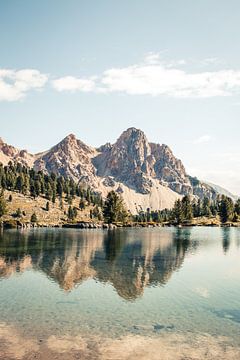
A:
[0,128,220,212]
[150,143,192,195]
[34,134,98,186]
[94,128,154,193]
[0,138,35,167]
[94,127,195,196]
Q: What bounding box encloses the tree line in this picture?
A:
[134,195,240,224]
[0,162,239,225]
[0,162,104,221]
[0,162,103,204]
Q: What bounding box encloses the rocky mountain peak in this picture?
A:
[0,128,225,212]
[50,133,94,156]
[116,127,150,154]
[61,133,77,143]
[94,128,152,193]
[0,138,35,167]
[34,134,97,184]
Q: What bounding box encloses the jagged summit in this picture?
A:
[0,128,227,213]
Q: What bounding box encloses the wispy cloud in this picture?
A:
[52,54,240,98]
[192,135,212,144]
[3,54,240,101]
[52,76,96,92]
[0,69,48,101]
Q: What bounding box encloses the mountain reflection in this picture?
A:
[0,228,193,300]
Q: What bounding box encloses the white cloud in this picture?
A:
[144,53,161,65]
[51,54,240,98]
[192,135,212,144]
[52,76,96,92]
[101,65,240,98]
[0,69,48,101]
[5,55,240,100]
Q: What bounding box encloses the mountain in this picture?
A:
[0,128,228,213]
[0,137,35,168]
[205,181,238,201]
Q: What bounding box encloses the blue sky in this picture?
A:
[0,0,240,194]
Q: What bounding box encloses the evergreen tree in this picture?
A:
[59,198,64,210]
[219,196,234,223]
[52,190,56,204]
[0,191,7,217]
[233,212,239,222]
[34,179,41,197]
[45,182,53,201]
[103,191,128,223]
[68,206,73,220]
[67,206,77,220]
[73,206,78,219]
[89,209,93,219]
[30,212,38,223]
[16,175,24,193]
[173,199,183,224]
[15,208,22,218]
[181,195,193,221]
[202,197,212,217]
[30,180,36,198]
[235,199,240,215]
[79,198,85,211]
[92,206,103,220]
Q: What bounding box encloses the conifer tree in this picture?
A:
[16,208,22,218]
[0,191,7,218]
[103,191,128,223]
[173,199,183,224]
[67,206,77,220]
[30,212,38,223]
[79,198,85,211]
[202,197,212,217]
[181,195,193,221]
[235,199,240,215]
[219,196,234,223]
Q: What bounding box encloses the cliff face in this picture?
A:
[0,128,220,213]
[34,134,98,187]
[0,137,35,168]
[94,127,216,200]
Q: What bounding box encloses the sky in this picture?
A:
[0,0,240,195]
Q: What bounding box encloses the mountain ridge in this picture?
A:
[0,128,235,213]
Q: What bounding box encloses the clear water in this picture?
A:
[0,227,240,359]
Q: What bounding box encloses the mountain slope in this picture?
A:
[0,128,229,213]
[34,134,98,187]
[0,138,35,167]
[205,181,238,201]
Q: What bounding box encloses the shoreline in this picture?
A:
[1,219,240,230]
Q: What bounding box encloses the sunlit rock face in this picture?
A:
[34,134,98,187]
[0,229,191,299]
[0,138,35,168]
[0,128,220,213]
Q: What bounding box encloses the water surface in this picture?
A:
[0,227,239,359]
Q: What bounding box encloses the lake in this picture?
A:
[0,227,239,359]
